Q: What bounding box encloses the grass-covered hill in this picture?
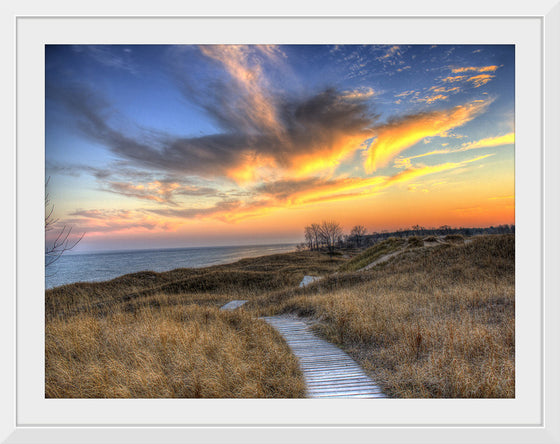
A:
[46,234,514,399]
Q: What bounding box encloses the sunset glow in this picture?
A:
[46,45,515,251]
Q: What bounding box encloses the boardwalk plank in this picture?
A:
[263,315,386,399]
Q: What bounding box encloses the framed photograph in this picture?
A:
[3,1,559,443]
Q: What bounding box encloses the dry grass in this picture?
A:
[339,238,406,272]
[46,251,344,321]
[46,235,514,399]
[46,302,305,398]
[45,250,343,398]
[406,236,424,248]
[444,233,465,243]
[255,235,515,398]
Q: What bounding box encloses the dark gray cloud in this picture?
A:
[255,177,338,201]
[47,73,377,182]
[69,209,134,219]
[146,197,276,222]
[176,185,226,197]
[46,159,223,206]
[147,199,243,219]
[46,162,144,181]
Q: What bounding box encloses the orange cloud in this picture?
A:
[421,94,449,104]
[285,176,385,206]
[460,133,515,150]
[379,45,401,60]
[253,153,493,215]
[199,45,283,136]
[467,74,495,87]
[225,132,372,183]
[56,209,183,237]
[227,152,276,184]
[364,99,491,173]
[298,155,493,208]
[289,134,369,178]
[386,154,493,186]
[55,152,497,234]
[451,65,499,73]
[442,76,467,83]
[106,180,182,204]
[393,132,514,168]
[429,86,461,94]
[342,87,375,100]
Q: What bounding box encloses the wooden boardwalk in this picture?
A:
[262,315,385,398]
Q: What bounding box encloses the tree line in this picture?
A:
[302,221,369,255]
[300,221,515,254]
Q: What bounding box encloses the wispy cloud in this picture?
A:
[418,94,449,104]
[53,208,180,236]
[460,133,514,150]
[46,161,224,205]
[394,90,417,98]
[394,85,461,106]
[251,154,493,214]
[386,154,494,185]
[428,86,461,94]
[255,176,385,206]
[440,66,499,89]
[73,45,138,74]
[442,75,467,83]
[378,45,401,61]
[146,199,275,223]
[103,180,182,205]
[48,78,377,184]
[393,132,514,167]
[364,99,492,173]
[466,74,495,88]
[47,45,507,228]
[52,153,496,231]
[144,152,493,224]
[451,65,499,74]
[342,87,375,100]
[197,45,284,136]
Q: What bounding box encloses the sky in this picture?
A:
[45,44,515,252]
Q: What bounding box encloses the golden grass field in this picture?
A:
[46,234,514,398]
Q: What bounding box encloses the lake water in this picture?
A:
[45,243,297,289]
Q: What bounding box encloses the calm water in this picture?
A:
[46,243,297,289]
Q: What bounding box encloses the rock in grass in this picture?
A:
[299,276,321,288]
[220,300,248,310]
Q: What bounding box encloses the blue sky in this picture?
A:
[46,44,515,251]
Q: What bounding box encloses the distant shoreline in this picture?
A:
[64,242,299,256]
[46,243,298,290]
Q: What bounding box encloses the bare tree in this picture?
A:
[350,225,367,247]
[310,223,321,251]
[45,178,84,267]
[319,220,343,257]
[304,226,314,250]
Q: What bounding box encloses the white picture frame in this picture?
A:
[2,1,559,443]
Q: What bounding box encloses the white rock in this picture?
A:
[220,300,248,310]
[299,275,321,288]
